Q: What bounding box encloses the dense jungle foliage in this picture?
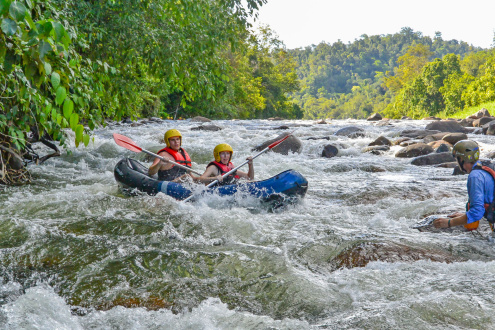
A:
[0,0,302,183]
[290,27,495,119]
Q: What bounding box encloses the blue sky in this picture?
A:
[254,0,494,49]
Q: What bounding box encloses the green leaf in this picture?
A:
[51,72,60,89]
[9,1,26,22]
[63,98,73,119]
[83,134,90,147]
[39,41,52,59]
[3,49,16,73]
[55,86,66,105]
[69,113,79,131]
[44,62,52,75]
[56,113,62,125]
[0,0,11,15]
[24,61,37,80]
[75,124,84,147]
[1,18,17,36]
[51,21,65,41]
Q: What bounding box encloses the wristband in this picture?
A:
[448,219,451,228]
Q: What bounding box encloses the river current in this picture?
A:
[2,119,495,329]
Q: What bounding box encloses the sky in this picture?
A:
[253,0,495,49]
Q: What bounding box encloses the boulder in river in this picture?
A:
[473,117,495,127]
[191,124,222,131]
[441,133,467,145]
[190,116,211,122]
[399,129,441,139]
[425,120,465,133]
[334,126,365,138]
[411,152,455,166]
[362,145,390,155]
[366,113,382,121]
[331,241,464,270]
[252,133,302,154]
[395,143,434,158]
[322,144,338,158]
[369,136,391,146]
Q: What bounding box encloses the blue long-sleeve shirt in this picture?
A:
[467,161,495,223]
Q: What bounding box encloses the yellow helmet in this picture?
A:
[164,129,182,147]
[214,143,233,162]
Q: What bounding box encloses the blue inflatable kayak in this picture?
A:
[114,158,308,202]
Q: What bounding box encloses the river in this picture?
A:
[2,119,495,329]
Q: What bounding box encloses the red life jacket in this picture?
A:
[157,147,192,167]
[466,161,495,230]
[208,161,239,185]
[156,147,191,181]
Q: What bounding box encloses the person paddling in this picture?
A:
[195,143,254,185]
[434,140,495,231]
[148,129,193,182]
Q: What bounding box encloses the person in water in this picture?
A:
[148,129,193,182]
[434,140,495,231]
[195,143,254,185]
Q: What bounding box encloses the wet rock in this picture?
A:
[422,116,442,120]
[322,144,338,158]
[473,117,495,127]
[131,122,144,127]
[393,137,410,145]
[375,120,392,127]
[399,129,441,139]
[435,143,451,153]
[190,116,211,122]
[428,140,452,150]
[359,164,386,172]
[442,133,467,145]
[423,132,448,143]
[411,152,455,166]
[487,151,495,159]
[395,143,434,158]
[191,124,222,131]
[485,121,495,135]
[368,136,391,146]
[425,120,465,133]
[316,120,328,124]
[362,145,390,154]
[473,108,491,118]
[275,125,290,130]
[401,116,412,120]
[400,140,422,147]
[459,118,475,127]
[306,136,330,140]
[252,133,302,155]
[334,126,365,138]
[436,161,458,168]
[122,117,132,124]
[366,113,382,121]
[331,241,463,269]
[149,117,163,122]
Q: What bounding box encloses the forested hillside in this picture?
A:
[289,27,491,119]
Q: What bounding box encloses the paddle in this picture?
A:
[182,132,293,202]
[112,133,202,176]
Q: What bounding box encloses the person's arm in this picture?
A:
[194,165,221,184]
[148,153,173,175]
[433,214,468,228]
[236,157,254,180]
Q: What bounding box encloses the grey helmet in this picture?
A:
[452,140,479,172]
